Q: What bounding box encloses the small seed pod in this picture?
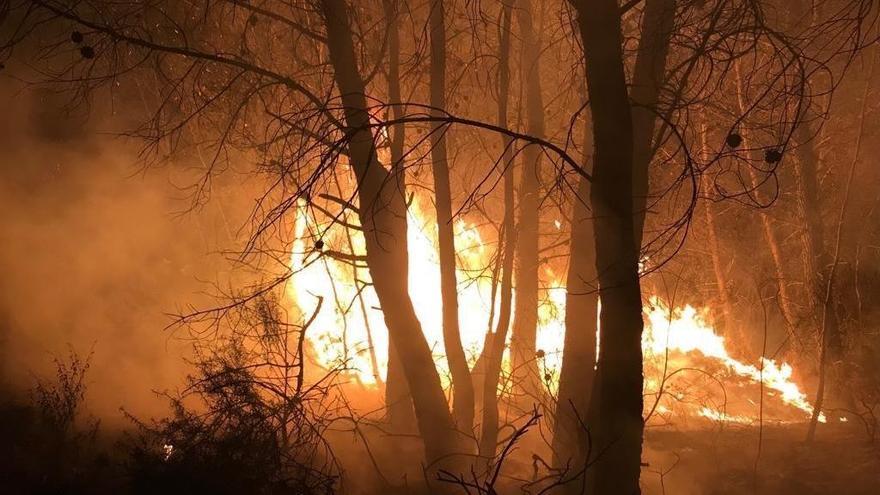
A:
[79,45,95,59]
[314,239,325,250]
[536,349,546,358]
[764,149,782,164]
[725,132,743,149]
[70,31,84,44]
[544,373,552,382]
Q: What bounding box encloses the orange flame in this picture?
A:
[644,298,824,423]
[289,196,821,423]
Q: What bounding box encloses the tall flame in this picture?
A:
[290,196,568,387]
[289,195,820,423]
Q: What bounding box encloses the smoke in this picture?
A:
[0,77,240,421]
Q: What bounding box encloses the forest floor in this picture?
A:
[643,423,880,494]
[333,419,880,494]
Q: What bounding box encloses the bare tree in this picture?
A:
[569,1,644,493]
[478,0,515,463]
[318,0,465,466]
[382,0,417,435]
[631,0,676,249]
[552,98,598,471]
[429,0,474,432]
[510,0,547,402]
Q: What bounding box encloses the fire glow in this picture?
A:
[288,196,821,424]
[643,299,825,423]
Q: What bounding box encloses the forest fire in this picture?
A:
[642,299,824,424]
[289,197,820,424]
[3,0,879,492]
[290,196,567,387]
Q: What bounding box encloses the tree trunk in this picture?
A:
[479,0,514,461]
[510,0,545,402]
[572,1,644,493]
[429,0,474,432]
[552,106,598,470]
[631,0,676,249]
[794,124,842,358]
[319,0,460,465]
[806,56,873,441]
[733,62,800,347]
[698,115,737,338]
[382,0,417,433]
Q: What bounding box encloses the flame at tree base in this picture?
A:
[288,196,825,426]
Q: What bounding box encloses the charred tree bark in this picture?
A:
[319,0,460,465]
[382,0,417,434]
[429,0,474,432]
[479,0,514,461]
[552,107,598,470]
[631,0,676,250]
[572,1,644,493]
[510,0,545,401]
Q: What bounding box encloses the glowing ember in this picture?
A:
[162,444,174,461]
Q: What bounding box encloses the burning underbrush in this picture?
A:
[288,192,825,429]
[642,299,823,428]
[0,190,866,494]
[0,282,874,494]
